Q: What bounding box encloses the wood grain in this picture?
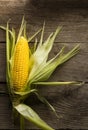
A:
[1,22,88,43]
[0,83,88,129]
[0,0,88,42]
[0,0,88,129]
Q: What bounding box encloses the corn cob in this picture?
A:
[12,36,30,91]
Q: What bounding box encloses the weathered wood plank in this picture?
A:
[0,43,6,82]
[0,83,6,93]
[0,0,88,42]
[0,42,88,82]
[0,83,88,129]
[0,0,88,129]
[0,0,88,24]
[1,22,88,43]
[0,7,88,23]
[0,0,88,8]
[0,94,15,129]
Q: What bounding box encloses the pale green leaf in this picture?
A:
[20,115,25,130]
[17,16,25,43]
[28,28,42,42]
[14,104,54,130]
[38,21,45,47]
[10,28,16,57]
[14,89,37,96]
[27,46,65,84]
[28,26,62,80]
[33,81,83,86]
[28,44,80,83]
[34,38,37,52]
[23,20,27,39]
[34,92,60,118]
[0,26,16,57]
[6,22,10,81]
[35,26,62,64]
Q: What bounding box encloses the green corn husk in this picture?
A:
[0,17,83,130]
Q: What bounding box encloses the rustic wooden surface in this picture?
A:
[0,0,88,129]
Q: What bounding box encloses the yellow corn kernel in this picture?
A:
[12,36,30,91]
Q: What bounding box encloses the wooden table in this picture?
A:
[0,0,88,129]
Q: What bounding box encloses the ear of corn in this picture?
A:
[0,17,83,130]
[12,36,30,91]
